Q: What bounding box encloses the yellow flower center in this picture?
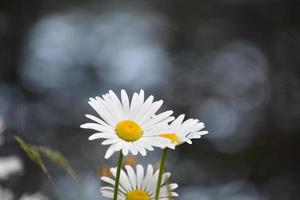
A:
[126,190,150,200]
[116,120,142,142]
[159,133,180,143]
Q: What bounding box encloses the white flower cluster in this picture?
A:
[81,90,208,200]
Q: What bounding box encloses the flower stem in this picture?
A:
[155,148,169,200]
[113,152,124,200]
[45,172,63,200]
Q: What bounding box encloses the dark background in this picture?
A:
[1,0,300,199]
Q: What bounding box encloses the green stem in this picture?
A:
[45,171,63,200]
[155,148,169,200]
[113,152,124,200]
[68,170,91,200]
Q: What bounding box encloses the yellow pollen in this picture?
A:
[159,133,180,143]
[126,190,150,200]
[116,120,142,142]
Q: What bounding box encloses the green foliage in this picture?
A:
[15,136,74,175]
[15,136,80,200]
[14,136,47,173]
[37,146,73,175]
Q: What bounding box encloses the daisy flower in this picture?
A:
[101,164,178,200]
[159,114,208,148]
[81,90,174,159]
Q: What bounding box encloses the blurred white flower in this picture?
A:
[19,192,49,200]
[0,156,23,180]
[0,187,14,200]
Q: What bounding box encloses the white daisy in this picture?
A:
[81,90,174,159]
[100,164,178,200]
[159,114,208,148]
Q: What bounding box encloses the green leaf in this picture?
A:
[14,136,47,173]
[37,146,73,175]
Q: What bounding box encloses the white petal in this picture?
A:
[101,138,121,145]
[127,142,137,155]
[88,132,117,140]
[177,119,198,136]
[134,141,147,156]
[161,172,171,186]
[121,89,130,115]
[142,110,173,129]
[170,191,179,197]
[101,176,115,186]
[170,114,185,130]
[100,178,127,195]
[136,165,144,189]
[138,138,154,151]
[122,144,129,156]
[81,123,114,133]
[134,95,154,123]
[85,114,112,128]
[104,143,118,159]
[146,169,160,195]
[138,100,163,125]
[101,190,113,198]
[131,90,146,120]
[88,98,116,126]
[129,92,139,118]
[186,139,192,144]
[159,184,178,198]
[108,90,123,116]
[144,136,171,149]
[114,140,126,151]
[110,168,131,192]
[102,94,121,121]
[125,165,137,190]
[142,164,153,191]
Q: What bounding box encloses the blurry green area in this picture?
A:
[15,136,48,174]
[15,136,74,176]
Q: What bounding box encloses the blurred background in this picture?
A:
[1,0,300,199]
